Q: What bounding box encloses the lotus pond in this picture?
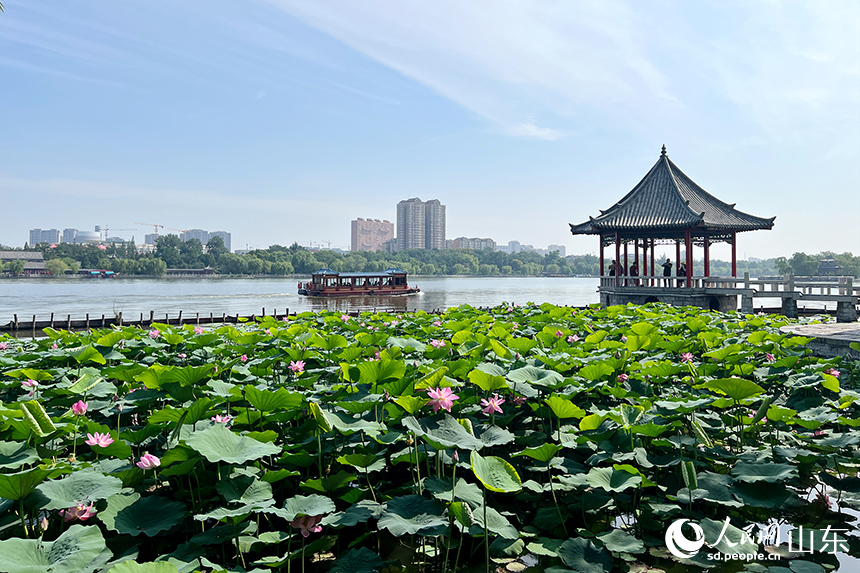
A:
[0,303,858,573]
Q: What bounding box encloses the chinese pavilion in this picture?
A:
[569,146,775,310]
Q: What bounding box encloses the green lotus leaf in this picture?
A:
[579,413,605,431]
[0,441,39,469]
[0,524,106,573]
[357,358,406,386]
[70,345,107,365]
[597,528,645,554]
[100,493,186,536]
[216,474,274,507]
[469,504,519,540]
[322,500,383,528]
[424,477,484,508]
[243,385,303,413]
[282,493,337,520]
[402,415,484,450]
[36,470,123,510]
[108,562,180,573]
[703,378,764,402]
[468,369,508,392]
[514,443,561,463]
[585,467,641,492]
[185,424,281,464]
[578,362,614,381]
[507,366,564,388]
[557,537,613,573]
[393,395,427,415]
[471,450,522,493]
[337,453,386,473]
[507,337,538,355]
[66,373,105,394]
[699,517,758,556]
[378,495,447,537]
[20,400,57,437]
[545,395,586,419]
[328,547,384,573]
[0,465,69,501]
[95,331,124,347]
[731,462,798,483]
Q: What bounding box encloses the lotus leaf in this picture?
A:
[101,493,186,536]
[585,467,641,492]
[108,562,180,573]
[36,470,123,510]
[471,450,522,493]
[0,524,106,573]
[731,462,798,483]
[597,529,644,554]
[557,537,613,573]
[185,424,281,464]
[378,495,447,536]
[0,441,39,469]
[402,414,484,450]
[327,548,384,573]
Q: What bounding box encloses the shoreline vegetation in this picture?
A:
[1,238,858,279]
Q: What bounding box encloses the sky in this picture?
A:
[1,0,858,259]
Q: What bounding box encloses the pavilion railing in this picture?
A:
[599,274,858,298]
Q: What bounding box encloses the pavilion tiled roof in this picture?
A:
[569,146,775,235]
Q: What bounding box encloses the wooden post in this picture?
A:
[623,240,628,286]
[86,314,90,331]
[685,229,693,288]
[675,240,681,282]
[101,314,105,327]
[178,310,183,325]
[50,313,54,328]
[67,314,71,330]
[14,314,18,337]
[599,235,604,279]
[33,315,37,339]
[615,232,620,287]
[149,310,154,325]
[731,231,737,277]
[196,312,200,324]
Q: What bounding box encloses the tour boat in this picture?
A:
[298,268,420,297]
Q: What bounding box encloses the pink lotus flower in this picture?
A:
[51,343,58,349]
[0,342,7,350]
[433,320,442,326]
[85,432,114,447]
[430,339,446,349]
[290,514,323,537]
[194,326,205,335]
[826,368,840,378]
[480,394,506,415]
[148,330,160,339]
[282,316,290,322]
[240,354,248,362]
[567,335,579,343]
[72,400,88,416]
[390,320,399,326]
[427,387,459,413]
[211,414,232,424]
[513,396,527,406]
[621,336,628,342]
[765,353,776,362]
[341,314,350,322]
[60,501,96,522]
[22,379,38,391]
[680,352,695,363]
[178,353,187,359]
[289,360,305,373]
[617,374,629,383]
[555,330,563,337]
[136,453,161,470]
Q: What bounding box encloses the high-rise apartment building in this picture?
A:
[547,244,567,257]
[208,231,231,252]
[351,218,394,252]
[424,199,446,250]
[61,229,78,244]
[395,197,445,251]
[28,229,61,245]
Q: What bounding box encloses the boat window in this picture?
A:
[368,277,380,286]
[395,276,405,286]
[354,277,365,287]
[325,277,338,287]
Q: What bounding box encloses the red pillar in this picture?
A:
[685,229,693,288]
[599,235,604,277]
[650,239,655,285]
[615,232,620,287]
[704,234,710,279]
[623,241,628,286]
[731,231,737,277]
[675,239,681,282]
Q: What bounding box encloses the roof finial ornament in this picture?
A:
[661,144,667,157]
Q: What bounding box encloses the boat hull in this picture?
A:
[299,287,420,297]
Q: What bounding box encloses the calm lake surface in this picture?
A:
[0,276,602,321]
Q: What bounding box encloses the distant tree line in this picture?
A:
[2,238,857,278]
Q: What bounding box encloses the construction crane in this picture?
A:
[167,228,189,241]
[102,226,136,242]
[135,223,164,238]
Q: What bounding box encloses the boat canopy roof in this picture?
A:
[311,267,407,278]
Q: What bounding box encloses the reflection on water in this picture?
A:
[0,276,601,321]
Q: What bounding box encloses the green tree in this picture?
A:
[206,236,229,260]
[5,259,25,275]
[44,259,69,276]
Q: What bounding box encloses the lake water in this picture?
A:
[0,276,831,323]
[0,276,602,321]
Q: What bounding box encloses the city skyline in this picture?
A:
[1,1,858,258]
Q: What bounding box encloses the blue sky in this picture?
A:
[1,0,858,259]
